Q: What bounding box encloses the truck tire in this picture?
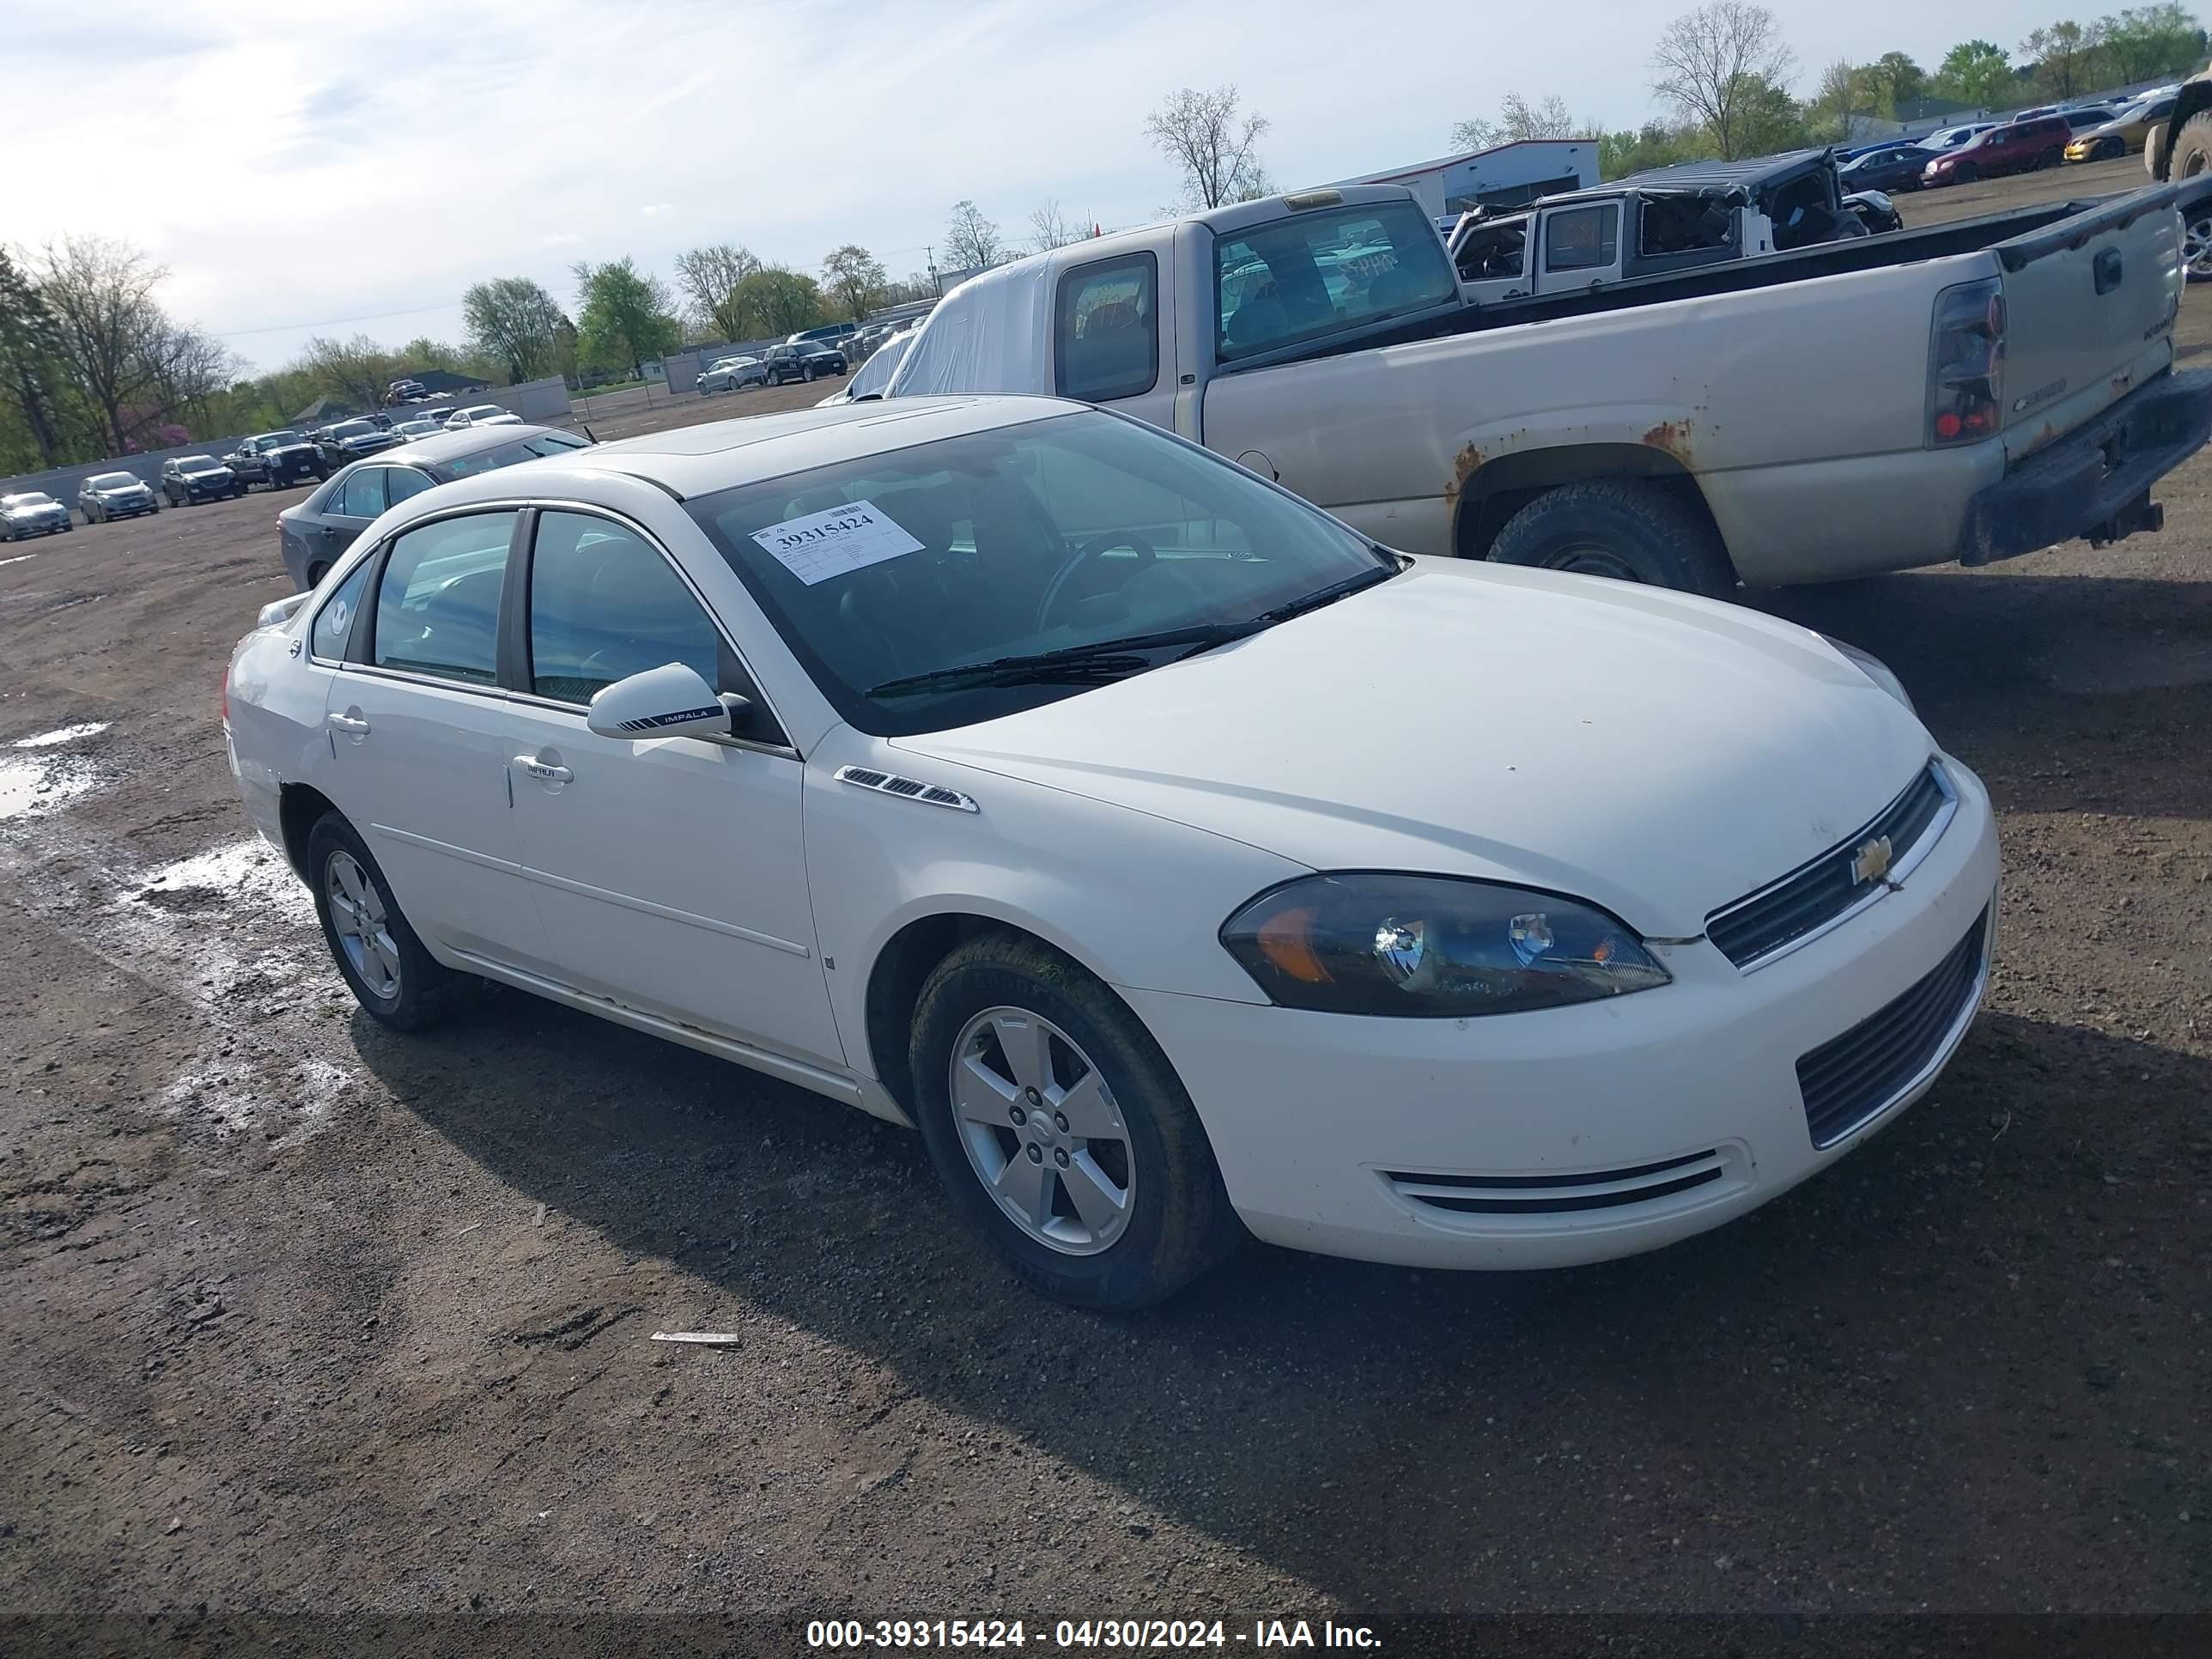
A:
[1487,479,1736,599]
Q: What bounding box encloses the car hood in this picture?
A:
[889,559,1934,938]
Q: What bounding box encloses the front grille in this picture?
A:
[1383,1149,1729,1217]
[1706,764,1952,969]
[1796,906,1988,1149]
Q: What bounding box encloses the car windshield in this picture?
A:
[258,430,303,446]
[180,458,221,471]
[8,493,55,507]
[327,422,373,439]
[88,474,136,489]
[685,408,1395,737]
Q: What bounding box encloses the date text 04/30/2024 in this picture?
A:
[805,1620,1382,1649]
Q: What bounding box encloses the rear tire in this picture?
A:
[908,933,1243,1310]
[1487,478,1737,599]
[306,814,468,1032]
[306,562,330,586]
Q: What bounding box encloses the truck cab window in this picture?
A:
[1215,201,1457,362]
[1054,254,1159,403]
[1456,219,1528,282]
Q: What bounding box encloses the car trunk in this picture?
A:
[1993,189,2184,461]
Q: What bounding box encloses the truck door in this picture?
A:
[1050,250,1177,433]
[1534,203,1622,296]
[1455,214,1533,304]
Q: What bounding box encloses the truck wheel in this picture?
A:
[907,932,1243,1310]
[1487,479,1736,599]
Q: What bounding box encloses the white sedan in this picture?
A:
[443,404,523,430]
[223,396,1999,1309]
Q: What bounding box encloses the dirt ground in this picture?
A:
[3,160,2208,1646]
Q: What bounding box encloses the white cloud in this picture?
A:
[7,0,2080,370]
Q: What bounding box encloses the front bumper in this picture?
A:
[1955,368,2212,565]
[9,514,69,534]
[1125,755,2002,1271]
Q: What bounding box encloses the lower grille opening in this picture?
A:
[1796,906,1989,1149]
[1384,1148,1729,1218]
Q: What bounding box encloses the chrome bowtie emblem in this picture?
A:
[1851,834,1893,886]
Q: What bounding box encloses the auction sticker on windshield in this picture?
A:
[751,500,924,586]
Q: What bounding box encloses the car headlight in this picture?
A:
[1821,635,1915,715]
[1220,873,1671,1017]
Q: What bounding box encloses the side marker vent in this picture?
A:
[835,764,979,812]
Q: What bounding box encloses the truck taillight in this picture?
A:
[1928,277,2005,447]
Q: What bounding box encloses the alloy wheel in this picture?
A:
[949,1006,1135,1255]
[2186,215,2212,280]
[325,849,401,1000]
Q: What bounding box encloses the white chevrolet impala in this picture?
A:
[224,396,2000,1308]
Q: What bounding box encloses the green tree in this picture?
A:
[821,245,889,322]
[1730,73,1814,154]
[727,268,827,338]
[2098,4,2209,82]
[571,258,680,380]
[462,276,567,383]
[2020,21,2105,98]
[1929,40,2018,107]
[1865,51,1928,114]
[0,246,71,466]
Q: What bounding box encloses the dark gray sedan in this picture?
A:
[77,471,161,522]
[161,455,241,505]
[278,422,595,588]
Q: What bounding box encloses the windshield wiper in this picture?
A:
[867,623,1279,699]
[1249,560,1399,625]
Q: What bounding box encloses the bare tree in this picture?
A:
[1650,3,1798,160]
[139,320,241,430]
[1028,199,1080,252]
[1146,85,1273,210]
[1451,92,1583,151]
[37,234,169,454]
[944,201,1004,271]
[672,243,763,342]
[299,333,404,413]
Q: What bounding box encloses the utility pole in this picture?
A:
[927,245,941,298]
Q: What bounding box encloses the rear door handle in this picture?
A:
[327,712,370,734]
[515,756,573,783]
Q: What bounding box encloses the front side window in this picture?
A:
[685,408,1391,737]
[371,511,518,685]
[526,511,723,704]
[337,468,386,519]
[1455,219,1528,281]
[1546,204,1620,272]
[1054,253,1159,402]
[312,559,373,660]
[1214,202,1457,362]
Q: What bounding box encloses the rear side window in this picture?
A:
[1546,205,1620,272]
[1215,202,1457,362]
[526,511,726,705]
[1055,254,1158,402]
[372,511,518,685]
[386,468,434,504]
[311,560,372,661]
[337,468,386,519]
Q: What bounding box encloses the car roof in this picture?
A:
[368,422,572,467]
[422,396,1081,503]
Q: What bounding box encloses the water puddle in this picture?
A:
[161,1054,354,1142]
[0,754,98,821]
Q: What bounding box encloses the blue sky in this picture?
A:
[9,0,2094,371]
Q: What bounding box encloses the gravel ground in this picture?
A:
[1,161,2207,1643]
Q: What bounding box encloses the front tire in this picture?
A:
[1487,477,1737,598]
[1953,161,1980,184]
[908,933,1241,1310]
[306,814,466,1031]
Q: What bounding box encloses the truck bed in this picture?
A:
[1276,194,2160,370]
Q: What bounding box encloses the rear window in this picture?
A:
[1214,201,1458,362]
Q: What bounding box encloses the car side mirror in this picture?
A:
[586,662,737,741]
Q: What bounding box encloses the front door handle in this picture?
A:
[327,712,371,735]
[515,756,573,783]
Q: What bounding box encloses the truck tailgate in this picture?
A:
[1995,191,2182,460]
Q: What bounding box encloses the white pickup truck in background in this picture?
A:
[887,175,2212,596]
